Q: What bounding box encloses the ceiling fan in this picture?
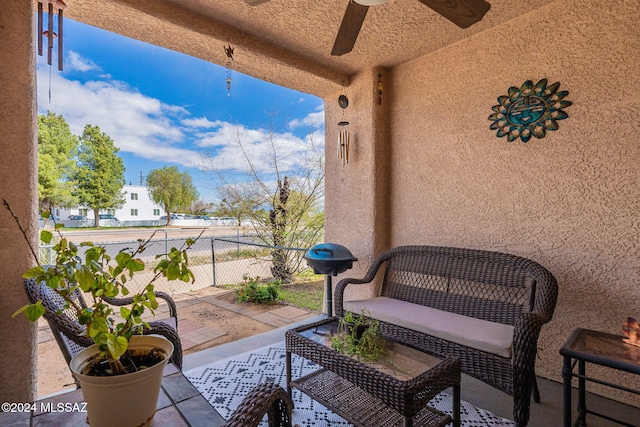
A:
[245,0,491,56]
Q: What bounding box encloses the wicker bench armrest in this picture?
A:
[334,250,392,317]
[335,278,373,317]
[513,311,549,355]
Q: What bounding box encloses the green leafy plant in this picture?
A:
[6,199,201,375]
[237,275,280,304]
[331,310,388,362]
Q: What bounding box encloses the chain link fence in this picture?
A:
[211,236,308,287]
[39,232,312,296]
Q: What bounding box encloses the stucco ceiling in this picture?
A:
[61,0,555,96]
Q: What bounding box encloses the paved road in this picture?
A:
[40,226,260,260]
[58,225,252,243]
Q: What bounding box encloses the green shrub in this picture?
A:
[237,275,280,304]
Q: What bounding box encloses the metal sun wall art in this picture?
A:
[488,79,572,143]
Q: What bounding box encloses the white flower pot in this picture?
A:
[69,335,173,427]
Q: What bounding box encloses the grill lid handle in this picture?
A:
[313,248,334,256]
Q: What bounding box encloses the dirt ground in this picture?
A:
[37,285,319,397]
[179,292,276,354]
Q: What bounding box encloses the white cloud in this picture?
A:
[36,69,324,176]
[67,51,100,72]
[37,68,202,166]
[288,110,325,129]
[196,122,324,175]
[182,117,221,128]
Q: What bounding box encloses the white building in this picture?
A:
[56,185,163,222]
[119,185,164,221]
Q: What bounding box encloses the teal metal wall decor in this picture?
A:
[488,79,572,143]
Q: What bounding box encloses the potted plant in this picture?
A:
[331,309,388,362]
[7,202,200,427]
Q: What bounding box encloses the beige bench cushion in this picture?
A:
[343,297,514,359]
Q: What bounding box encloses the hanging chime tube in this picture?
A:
[38,3,43,56]
[345,131,350,164]
[47,3,54,66]
[58,7,64,71]
[338,130,350,165]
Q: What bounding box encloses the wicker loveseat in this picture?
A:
[335,245,558,427]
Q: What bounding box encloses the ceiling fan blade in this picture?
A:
[332,1,369,56]
[417,0,491,28]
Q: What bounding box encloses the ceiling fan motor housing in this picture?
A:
[354,0,389,5]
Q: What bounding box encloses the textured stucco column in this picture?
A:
[0,2,39,402]
[323,68,391,309]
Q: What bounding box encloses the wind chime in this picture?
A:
[337,93,350,165]
[224,44,234,96]
[37,0,66,71]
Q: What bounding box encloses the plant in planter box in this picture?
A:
[6,200,200,426]
[331,309,388,362]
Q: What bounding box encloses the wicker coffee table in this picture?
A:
[285,317,461,427]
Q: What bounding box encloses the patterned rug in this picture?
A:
[185,343,514,426]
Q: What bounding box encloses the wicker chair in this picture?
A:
[335,245,558,427]
[224,382,293,427]
[24,277,183,372]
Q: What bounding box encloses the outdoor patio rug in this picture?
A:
[185,343,514,426]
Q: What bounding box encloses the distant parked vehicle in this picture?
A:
[67,215,88,220]
[194,215,212,220]
[98,214,119,221]
[159,214,180,220]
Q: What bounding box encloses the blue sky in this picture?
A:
[36,18,325,203]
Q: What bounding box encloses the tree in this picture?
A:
[146,166,199,225]
[75,124,126,226]
[189,199,214,215]
[203,114,324,282]
[216,182,263,226]
[37,112,79,213]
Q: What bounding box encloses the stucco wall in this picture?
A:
[325,69,392,305]
[0,1,39,402]
[388,0,640,403]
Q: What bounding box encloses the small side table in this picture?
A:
[560,328,640,427]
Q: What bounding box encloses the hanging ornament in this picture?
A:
[38,0,66,71]
[377,72,384,105]
[337,91,350,165]
[224,44,234,97]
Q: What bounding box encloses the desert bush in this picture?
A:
[237,275,280,304]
